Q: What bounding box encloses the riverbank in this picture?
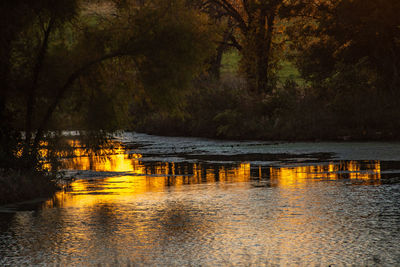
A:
[133,126,399,143]
[131,78,400,142]
[0,170,60,205]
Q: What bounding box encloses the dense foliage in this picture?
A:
[133,0,400,140]
[0,0,214,170]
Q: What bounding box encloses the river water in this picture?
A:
[1,132,400,266]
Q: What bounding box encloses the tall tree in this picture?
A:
[1,0,215,169]
[287,0,400,132]
[290,0,400,94]
[206,0,285,94]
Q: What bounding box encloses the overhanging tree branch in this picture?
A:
[25,16,55,149]
[32,51,130,149]
[207,0,248,33]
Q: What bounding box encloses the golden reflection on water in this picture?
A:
[35,143,385,266]
[43,140,381,192]
[45,142,252,208]
[42,139,381,209]
[45,141,382,210]
[269,161,381,188]
[262,161,381,263]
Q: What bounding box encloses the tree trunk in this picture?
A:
[256,9,275,95]
[0,33,12,128]
[255,8,268,94]
[24,17,54,154]
[209,20,233,80]
[0,64,8,124]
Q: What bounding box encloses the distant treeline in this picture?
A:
[132,0,400,141]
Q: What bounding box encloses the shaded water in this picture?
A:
[1,133,400,266]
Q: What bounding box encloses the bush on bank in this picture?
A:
[0,170,59,206]
[132,77,400,141]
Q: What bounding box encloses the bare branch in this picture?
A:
[206,0,248,33]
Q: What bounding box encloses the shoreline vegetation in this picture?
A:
[131,74,400,142]
[135,129,399,143]
[0,170,59,206]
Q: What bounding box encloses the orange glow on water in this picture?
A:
[36,141,386,266]
[44,139,381,211]
[270,161,381,188]
[45,141,252,209]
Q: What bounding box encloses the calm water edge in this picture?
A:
[1,133,400,266]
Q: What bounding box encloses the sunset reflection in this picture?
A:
[34,143,389,266]
[45,142,252,208]
[269,161,381,188]
[45,140,382,211]
[47,141,381,207]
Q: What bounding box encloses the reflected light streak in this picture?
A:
[46,141,252,209]
[266,161,381,262]
[47,140,381,210]
[270,161,381,188]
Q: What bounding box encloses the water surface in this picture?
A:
[1,133,400,266]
